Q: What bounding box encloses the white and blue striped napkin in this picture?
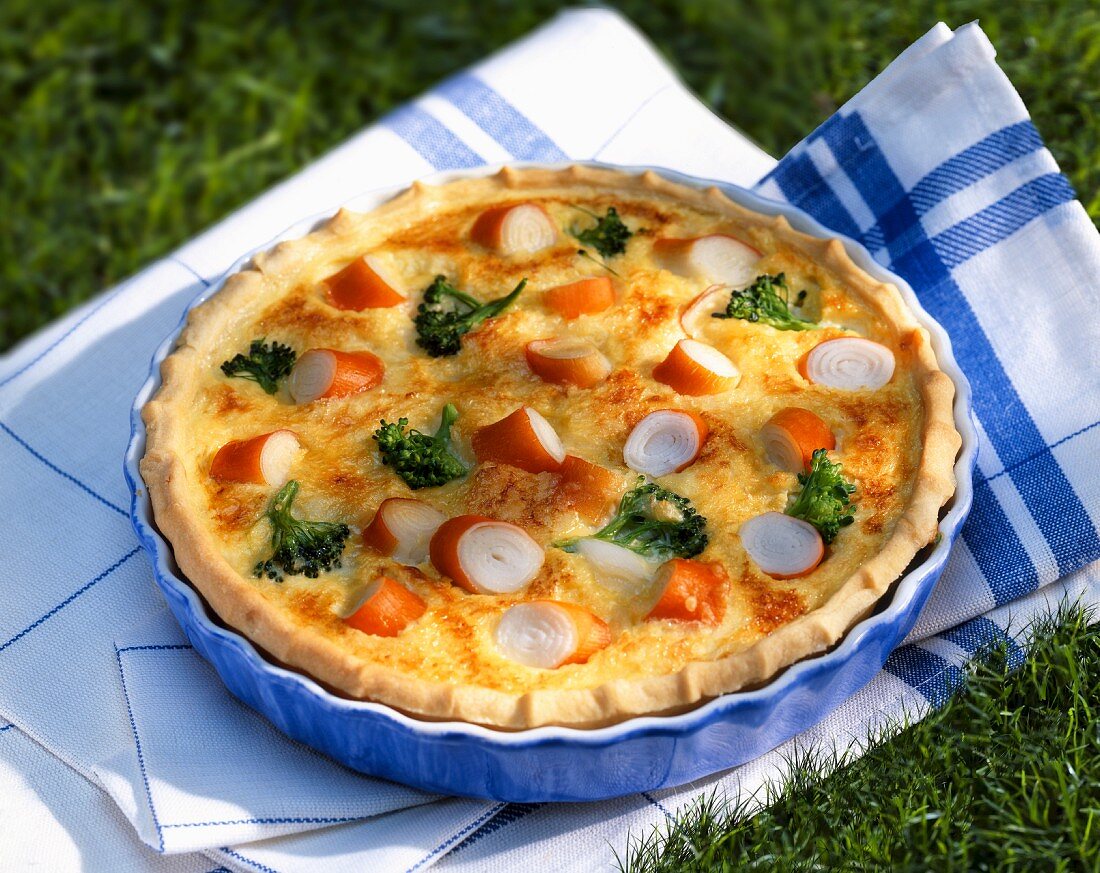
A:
[0,11,1096,872]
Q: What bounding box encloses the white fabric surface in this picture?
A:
[1,9,1097,872]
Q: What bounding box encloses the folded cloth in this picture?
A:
[0,10,1097,873]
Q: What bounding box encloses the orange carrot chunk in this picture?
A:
[471,406,565,474]
[470,203,557,254]
[324,256,405,310]
[653,338,740,396]
[646,558,727,625]
[209,430,300,486]
[345,577,427,637]
[761,408,836,473]
[525,338,612,388]
[287,349,385,403]
[430,515,544,594]
[494,600,611,668]
[542,277,615,319]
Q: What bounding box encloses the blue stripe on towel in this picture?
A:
[437,74,567,161]
[382,104,483,170]
[883,644,966,708]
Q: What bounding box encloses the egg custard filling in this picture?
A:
[141,166,960,728]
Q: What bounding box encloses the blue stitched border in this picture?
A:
[405,802,507,873]
[219,848,280,873]
[114,643,165,853]
[446,803,543,858]
[642,792,674,820]
[0,547,140,654]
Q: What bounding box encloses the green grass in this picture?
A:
[2,2,1098,866]
[1,1,1098,351]
[622,602,1100,872]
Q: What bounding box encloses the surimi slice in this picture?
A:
[209,430,300,486]
[556,455,620,524]
[623,409,709,477]
[653,338,740,396]
[345,577,427,637]
[287,349,385,403]
[525,338,612,389]
[543,277,615,319]
[646,558,726,624]
[472,406,566,473]
[653,235,760,285]
[430,515,544,594]
[761,408,836,473]
[362,498,446,565]
[324,255,405,310]
[470,202,557,255]
[679,284,730,337]
[575,539,657,593]
[739,512,824,578]
[801,338,895,390]
[494,600,611,668]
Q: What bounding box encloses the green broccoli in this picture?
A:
[254,480,350,581]
[554,477,708,561]
[571,205,633,259]
[414,275,527,357]
[373,403,468,489]
[786,449,857,543]
[220,338,297,394]
[712,273,815,331]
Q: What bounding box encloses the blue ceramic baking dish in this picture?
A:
[124,163,977,803]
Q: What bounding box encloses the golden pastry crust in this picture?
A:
[140,165,960,729]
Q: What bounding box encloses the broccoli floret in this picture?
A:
[373,403,468,489]
[786,449,857,543]
[571,206,633,258]
[712,273,815,331]
[414,275,527,357]
[254,480,350,581]
[554,477,708,561]
[220,338,297,394]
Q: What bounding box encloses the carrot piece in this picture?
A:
[345,577,427,637]
[429,514,543,594]
[542,277,615,319]
[471,406,565,473]
[646,558,726,624]
[556,455,619,524]
[288,348,385,403]
[525,338,611,388]
[653,338,740,396]
[324,256,405,310]
[470,203,557,254]
[209,430,299,485]
[761,407,836,473]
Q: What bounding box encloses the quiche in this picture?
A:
[140,166,960,729]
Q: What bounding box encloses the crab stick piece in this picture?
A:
[362,498,446,565]
[287,349,384,403]
[345,577,427,637]
[210,430,300,486]
[430,515,544,594]
[646,558,726,624]
[653,235,760,285]
[800,338,895,390]
[556,455,620,524]
[575,539,657,593]
[472,406,566,474]
[761,408,836,473]
[324,255,405,310]
[623,409,709,477]
[679,284,730,337]
[653,338,741,396]
[525,338,612,389]
[470,202,557,255]
[494,600,611,668]
[739,512,824,579]
[542,277,615,319]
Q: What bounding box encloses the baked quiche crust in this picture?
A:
[140,165,960,729]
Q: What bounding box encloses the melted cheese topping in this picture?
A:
[176,183,924,697]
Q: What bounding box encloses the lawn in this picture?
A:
[2,1,1098,868]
